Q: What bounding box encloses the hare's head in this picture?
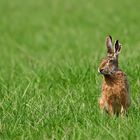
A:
[98,35,122,75]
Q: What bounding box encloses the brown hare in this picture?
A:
[98,35,131,116]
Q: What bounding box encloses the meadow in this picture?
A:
[0,0,140,139]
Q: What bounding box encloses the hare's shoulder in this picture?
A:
[115,69,129,88]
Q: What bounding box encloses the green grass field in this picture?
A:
[0,0,140,139]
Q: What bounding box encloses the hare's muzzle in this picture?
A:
[98,68,104,74]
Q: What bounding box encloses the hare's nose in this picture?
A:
[98,68,104,74]
[99,69,104,74]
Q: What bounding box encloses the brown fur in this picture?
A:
[98,36,131,116]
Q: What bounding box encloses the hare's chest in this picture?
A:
[102,83,117,95]
[102,80,126,97]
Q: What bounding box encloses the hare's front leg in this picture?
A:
[120,106,126,117]
[99,97,106,112]
[108,103,114,116]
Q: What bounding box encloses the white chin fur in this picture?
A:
[98,68,100,73]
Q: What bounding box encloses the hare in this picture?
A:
[98,35,131,116]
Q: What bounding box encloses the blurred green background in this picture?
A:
[0,0,140,139]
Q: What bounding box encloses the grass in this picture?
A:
[0,0,140,139]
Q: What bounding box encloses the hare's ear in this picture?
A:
[106,35,113,54]
[114,40,121,56]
